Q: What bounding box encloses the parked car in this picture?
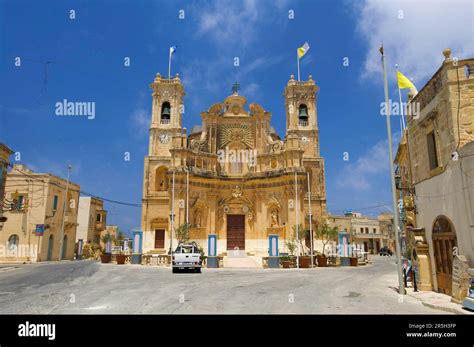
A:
[172,242,202,273]
[379,246,393,256]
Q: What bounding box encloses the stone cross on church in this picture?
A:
[232,82,240,95]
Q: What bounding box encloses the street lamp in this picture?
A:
[58,164,72,261]
[395,174,402,190]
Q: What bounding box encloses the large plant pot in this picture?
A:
[116,254,126,265]
[350,257,358,266]
[100,254,111,264]
[299,256,311,268]
[282,261,292,268]
[317,255,328,267]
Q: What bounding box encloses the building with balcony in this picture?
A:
[76,196,107,245]
[0,164,80,262]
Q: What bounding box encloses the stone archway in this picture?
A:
[47,234,54,261]
[432,216,457,295]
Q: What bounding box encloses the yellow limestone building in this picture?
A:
[141,73,327,256]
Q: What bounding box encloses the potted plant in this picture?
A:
[114,231,127,265]
[315,222,338,267]
[280,255,293,268]
[100,233,113,263]
[284,237,298,268]
[293,224,311,268]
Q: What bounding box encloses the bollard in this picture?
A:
[338,231,350,266]
[268,234,279,268]
[207,234,219,268]
[131,230,143,264]
[77,239,83,260]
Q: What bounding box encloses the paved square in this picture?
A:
[0,256,444,314]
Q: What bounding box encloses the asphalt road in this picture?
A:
[0,256,444,314]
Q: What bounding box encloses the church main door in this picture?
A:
[227,215,245,250]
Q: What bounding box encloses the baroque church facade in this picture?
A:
[141,73,327,256]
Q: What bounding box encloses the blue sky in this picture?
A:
[1,0,473,234]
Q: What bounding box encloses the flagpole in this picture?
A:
[295,171,299,269]
[307,171,314,268]
[186,168,189,225]
[297,51,300,81]
[170,170,175,256]
[381,47,405,296]
[395,65,406,130]
[168,50,172,79]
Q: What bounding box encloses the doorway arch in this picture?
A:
[47,235,54,261]
[432,216,457,295]
[61,235,68,260]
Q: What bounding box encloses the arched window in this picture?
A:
[155,166,168,191]
[298,104,308,126]
[160,102,171,124]
[433,216,454,233]
[7,234,18,251]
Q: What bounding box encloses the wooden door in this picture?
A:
[432,217,457,296]
[155,229,165,249]
[227,215,245,250]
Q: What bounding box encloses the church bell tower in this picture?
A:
[148,73,185,157]
[284,74,326,219]
[284,74,320,158]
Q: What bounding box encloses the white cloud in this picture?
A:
[354,0,474,85]
[336,133,400,191]
[194,0,260,46]
[241,82,261,99]
[130,107,149,136]
[193,0,291,48]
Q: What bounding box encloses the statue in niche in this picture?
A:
[194,210,202,228]
[271,209,280,228]
[232,185,242,198]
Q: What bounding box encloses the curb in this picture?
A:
[406,291,471,315]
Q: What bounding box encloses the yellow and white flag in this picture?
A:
[297,42,310,59]
[397,70,416,90]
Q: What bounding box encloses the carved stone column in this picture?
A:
[413,228,433,291]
